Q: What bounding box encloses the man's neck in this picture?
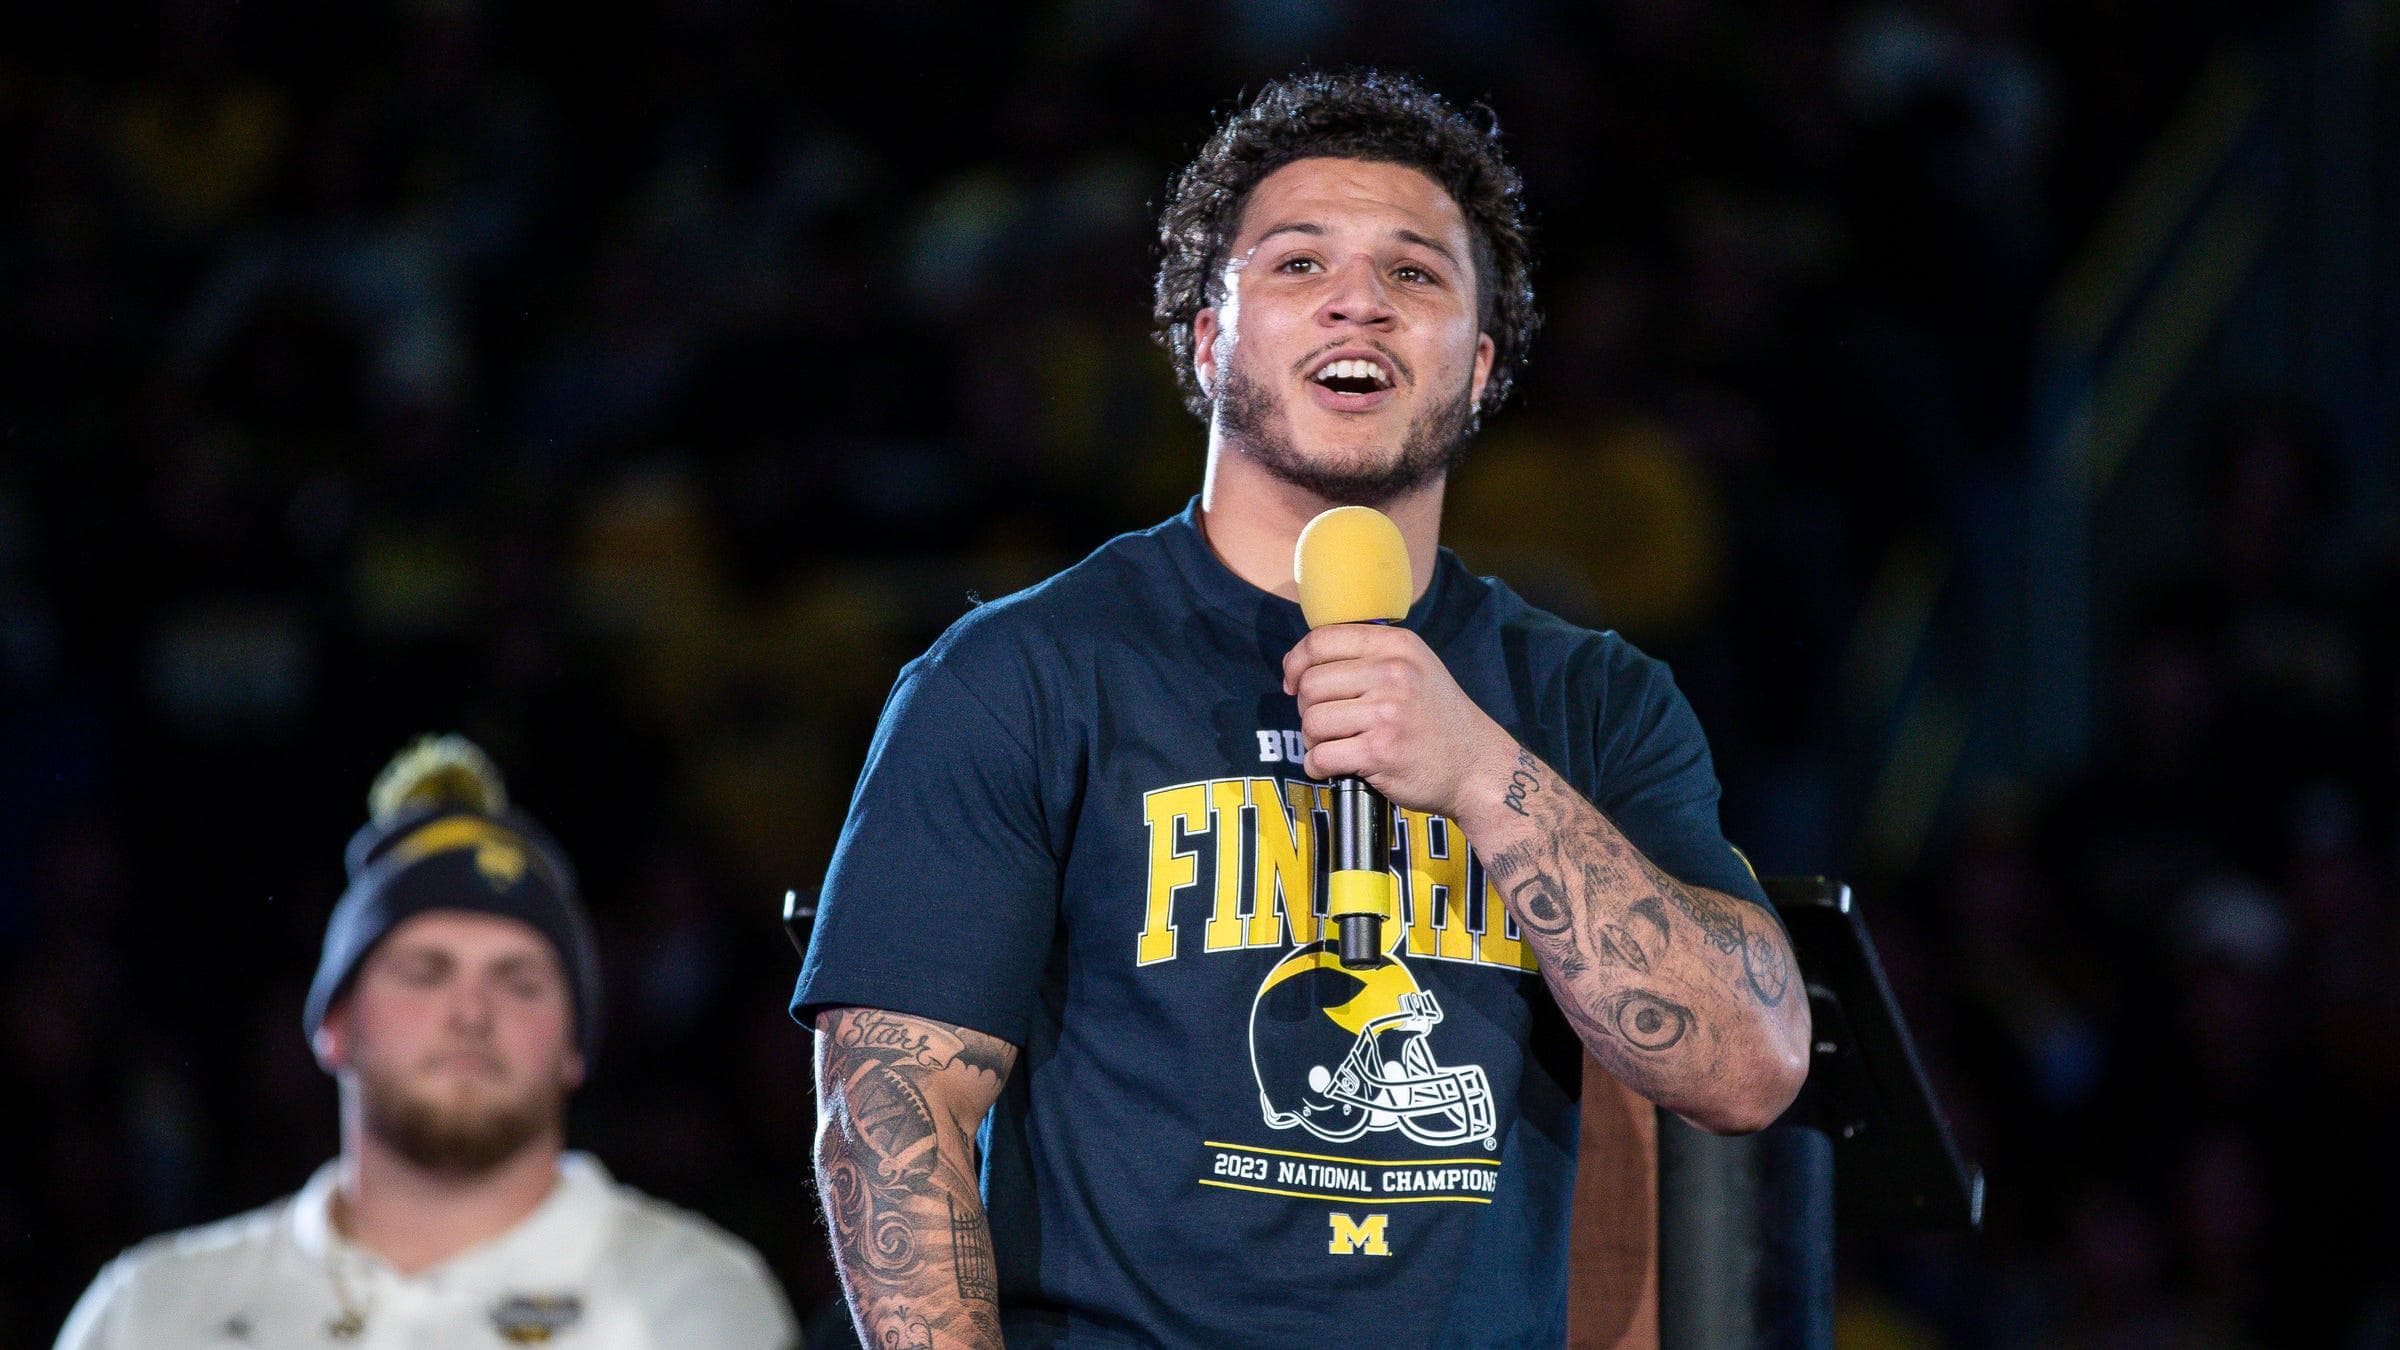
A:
[333,1130,565,1275]
[1197,441,1445,604]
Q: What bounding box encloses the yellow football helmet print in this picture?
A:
[1248,940,1497,1149]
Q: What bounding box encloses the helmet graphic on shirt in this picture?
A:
[1248,940,1498,1150]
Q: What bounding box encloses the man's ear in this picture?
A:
[1470,332,1495,409]
[560,1049,587,1094]
[312,1011,350,1073]
[1193,307,1221,400]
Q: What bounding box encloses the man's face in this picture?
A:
[1193,157,1496,508]
[317,910,584,1175]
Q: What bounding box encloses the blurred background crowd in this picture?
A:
[2,0,2395,1345]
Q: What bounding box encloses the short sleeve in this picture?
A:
[791,655,1063,1047]
[1591,650,1776,918]
[634,1235,800,1349]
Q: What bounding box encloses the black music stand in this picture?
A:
[1657,877,1982,1349]
[781,887,814,958]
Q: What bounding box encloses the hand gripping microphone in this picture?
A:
[1294,506,1412,970]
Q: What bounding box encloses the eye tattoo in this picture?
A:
[1607,991,1694,1053]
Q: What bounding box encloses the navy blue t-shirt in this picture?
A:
[793,500,1767,1348]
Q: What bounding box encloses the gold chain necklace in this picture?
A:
[323,1246,375,1340]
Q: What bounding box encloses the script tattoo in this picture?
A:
[1502,748,1543,817]
[817,1008,1014,1349]
[839,1014,967,1071]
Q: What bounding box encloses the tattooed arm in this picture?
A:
[1465,744,1809,1133]
[1285,624,1810,1135]
[813,1006,1016,1350]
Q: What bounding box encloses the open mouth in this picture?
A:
[1309,355,1396,396]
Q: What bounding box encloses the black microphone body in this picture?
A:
[1328,774,1390,967]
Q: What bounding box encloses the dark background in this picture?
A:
[4,1,2396,1345]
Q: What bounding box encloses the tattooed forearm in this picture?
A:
[1549,993,1681,1101]
[1656,874,1790,1006]
[820,1058,938,1287]
[1492,852,1584,976]
[1609,839,1789,1007]
[816,1007,1015,1350]
[1660,874,1747,956]
[1548,989,1700,1102]
[1508,763,1785,1009]
[1465,742,1810,1133]
[1494,857,1571,940]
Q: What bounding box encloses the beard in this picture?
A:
[358,1059,562,1176]
[1215,358,1478,509]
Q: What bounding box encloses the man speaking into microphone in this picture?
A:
[792,68,1809,1349]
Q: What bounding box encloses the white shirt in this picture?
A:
[56,1152,799,1349]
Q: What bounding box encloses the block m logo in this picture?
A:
[1326,1211,1390,1256]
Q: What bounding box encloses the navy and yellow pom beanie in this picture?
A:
[304,735,603,1055]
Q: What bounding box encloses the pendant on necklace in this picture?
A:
[326,1309,366,1340]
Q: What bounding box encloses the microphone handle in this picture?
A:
[1328,774,1389,968]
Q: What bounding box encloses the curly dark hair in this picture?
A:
[1152,68,1540,424]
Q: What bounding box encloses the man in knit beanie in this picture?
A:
[59,736,800,1349]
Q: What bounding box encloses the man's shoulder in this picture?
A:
[101,1196,293,1281]
[577,1176,797,1345]
[590,1178,781,1291]
[61,1195,296,1340]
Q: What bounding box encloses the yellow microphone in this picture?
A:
[1295,506,1411,969]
